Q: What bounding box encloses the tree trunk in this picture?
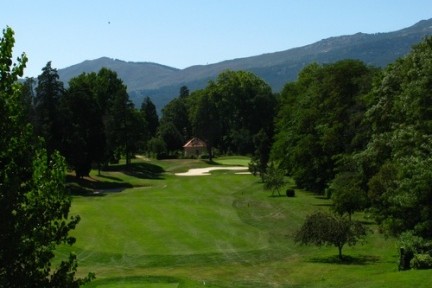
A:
[207,145,213,162]
[126,152,131,168]
[338,244,343,260]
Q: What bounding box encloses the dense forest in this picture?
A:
[2,25,432,285]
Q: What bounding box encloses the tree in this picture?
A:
[107,85,138,166]
[251,129,272,175]
[271,60,375,193]
[19,77,35,125]
[61,73,105,177]
[328,171,368,221]
[140,96,159,140]
[158,121,185,153]
[34,61,64,156]
[295,211,368,260]
[94,68,132,166]
[0,26,92,287]
[189,88,221,161]
[358,36,432,238]
[159,95,190,144]
[262,162,286,196]
[147,136,167,159]
[189,70,275,158]
[179,85,189,98]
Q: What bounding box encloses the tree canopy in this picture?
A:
[357,37,432,238]
[271,60,376,193]
[295,211,368,259]
[187,70,276,160]
[0,26,92,287]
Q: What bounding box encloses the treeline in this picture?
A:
[272,37,432,265]
[22,64,150,177]
[155,70,276,165]
[21,66,277,176]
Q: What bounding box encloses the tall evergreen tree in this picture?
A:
[106,82,139,166]
[158,89,191,153]
[140,96,159,139]
[34,62,64,156]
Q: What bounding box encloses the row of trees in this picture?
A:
[21,64,160,177]
[272,37,432,264]
[21,63,276,177]
[155,70,276,165]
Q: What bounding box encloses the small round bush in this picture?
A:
[286,189,295,197]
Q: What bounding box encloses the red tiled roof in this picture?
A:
[183,137,207,148]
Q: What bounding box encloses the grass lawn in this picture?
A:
[58,157,432,287]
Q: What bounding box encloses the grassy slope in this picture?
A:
[58,157,432,288]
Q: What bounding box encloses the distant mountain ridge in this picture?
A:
[57,18,432,111]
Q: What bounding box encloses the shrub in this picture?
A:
[200,154,210,159]
[286,189,295,197]
[411,254,432,269]
[398,231,432,270]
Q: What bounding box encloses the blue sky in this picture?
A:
[2,0,432,77]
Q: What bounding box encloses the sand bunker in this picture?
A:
[175,166,250,176]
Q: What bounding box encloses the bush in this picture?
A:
[200,154,210,159]
[411,254,432,269]
[286,189,295,197]
[398,231,432,270]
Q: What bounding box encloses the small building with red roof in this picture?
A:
[183,137,207,158]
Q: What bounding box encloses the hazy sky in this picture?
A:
[2,0,432,77]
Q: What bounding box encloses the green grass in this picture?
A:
[58,157,432,287]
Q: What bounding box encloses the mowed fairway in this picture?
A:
[58,157,432,287]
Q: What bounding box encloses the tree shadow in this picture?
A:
[358,220,376,225]
[267,194,286,198]
[98,174,123,181]
[203,159,222,165]
[314,203,334,207]
[66,175,132,197]
[66,162,165,196]
[105,162,165,179]
[309,254,380,265]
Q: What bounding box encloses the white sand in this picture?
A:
[175,166,250,176]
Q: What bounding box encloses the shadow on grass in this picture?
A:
[104,162,165,179]
[314,203,334,207]
[97,174,123,181]
[358,220,376,225]
[268,194,286,198]
[66,175,133,197]
[203,159,222,165]
[66,162,164,196]
[85,275,179,288]
[72,247,289,269]
[310,254,380,265]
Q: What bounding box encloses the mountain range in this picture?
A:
[57,18,432,111]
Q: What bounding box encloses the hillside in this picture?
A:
[57,18,432,111]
